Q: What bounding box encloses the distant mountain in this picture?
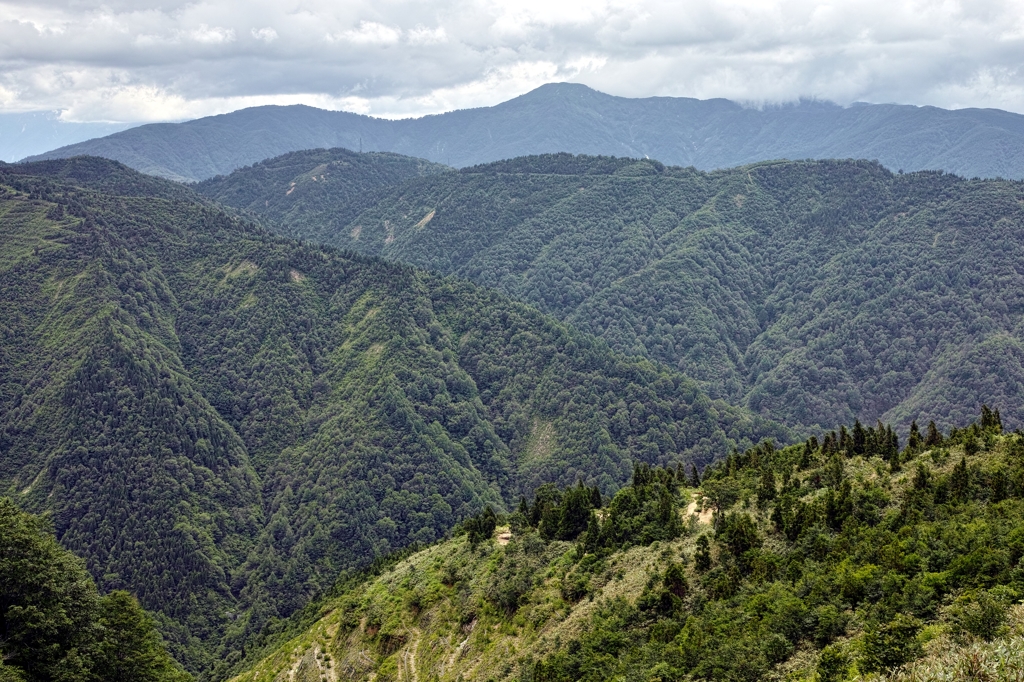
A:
[25,83,1024,181]
[0,111,137,162]
[0,156,783,678]
[203,151,1024,433]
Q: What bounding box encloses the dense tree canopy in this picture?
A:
[0,498,189,682]
[230,407,1024,682]
[0,157,783,677]
[212,152,1024,432]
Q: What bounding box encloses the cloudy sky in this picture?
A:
[2,0,1024,122]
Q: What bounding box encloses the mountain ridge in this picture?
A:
[198,150,1024,434]
[24,83,1024,181]
[227,413,1024,682]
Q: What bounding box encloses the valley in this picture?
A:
[0,157,782,678]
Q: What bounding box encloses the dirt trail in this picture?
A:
[441,620,475,678]
[686,499,714,525]
[399,628,422,682]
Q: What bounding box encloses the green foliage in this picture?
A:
[527,408,1024,679]
[462,506,497,547]
[520,480,603,543]
[0,498,189,682]
[0,157,784,677]
[230,153,1024,432]
[862,614,924,673]
[817,644,849,682]
[231,411,1024,681]
[194,148,449,244]
[694,535,712,573]
[944,589,1013,643]
[597,464,683,550]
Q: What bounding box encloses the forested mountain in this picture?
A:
[195,148,450,235]
[229,410,1024,682]
[0,156,783,678]
[24,83,1024,181]
[207,152,1024,433]
[0,498,191,682]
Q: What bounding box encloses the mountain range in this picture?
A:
[198,149,1024,434]
[8,84,1024,682]
[0,156,782,678]
[24,83,1024,182]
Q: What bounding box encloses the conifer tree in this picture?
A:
[907,420,922,452]
[852,420,867,457]
[757,467,777,504]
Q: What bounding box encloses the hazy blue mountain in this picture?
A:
[0,111,137,162]
[25,83,1024,182]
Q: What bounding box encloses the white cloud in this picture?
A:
[328,21,401,46]
[251,26,277,42]
[1,0,1024,122]
[189,24,235,44]
[407,25,447,45]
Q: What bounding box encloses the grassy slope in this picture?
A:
[0,157,785,677]
[230,426,1024,682]
[211,153,1024,433]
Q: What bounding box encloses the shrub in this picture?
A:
[944,589,1011,642]
[861,613,923,672]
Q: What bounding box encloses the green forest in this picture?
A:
[195,148,449,239]
[6,150,1024,681]
[0,157,783,678]
[0,497,190,682]
[229,408,1024,682]
[204,152,1024,433]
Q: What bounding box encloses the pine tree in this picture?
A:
[839,426,853,454]
[757,467,777,504]
[981,405,1003,433]
[907,420,922,452]
[825,454,845,488]
[853,420,867,457]
[799,441,814,469]
[695,535,712,572]
[951,457,970,501]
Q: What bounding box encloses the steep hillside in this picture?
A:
[212,152,1024,433]
[0,498,191,681]
[24,83,1024,181]
[229,410,1024,682]
[195,148,451,241]
[0,157,783,677]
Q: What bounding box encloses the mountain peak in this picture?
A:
[23,84,1024,181]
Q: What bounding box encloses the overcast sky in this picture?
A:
[2,0,1023,122]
